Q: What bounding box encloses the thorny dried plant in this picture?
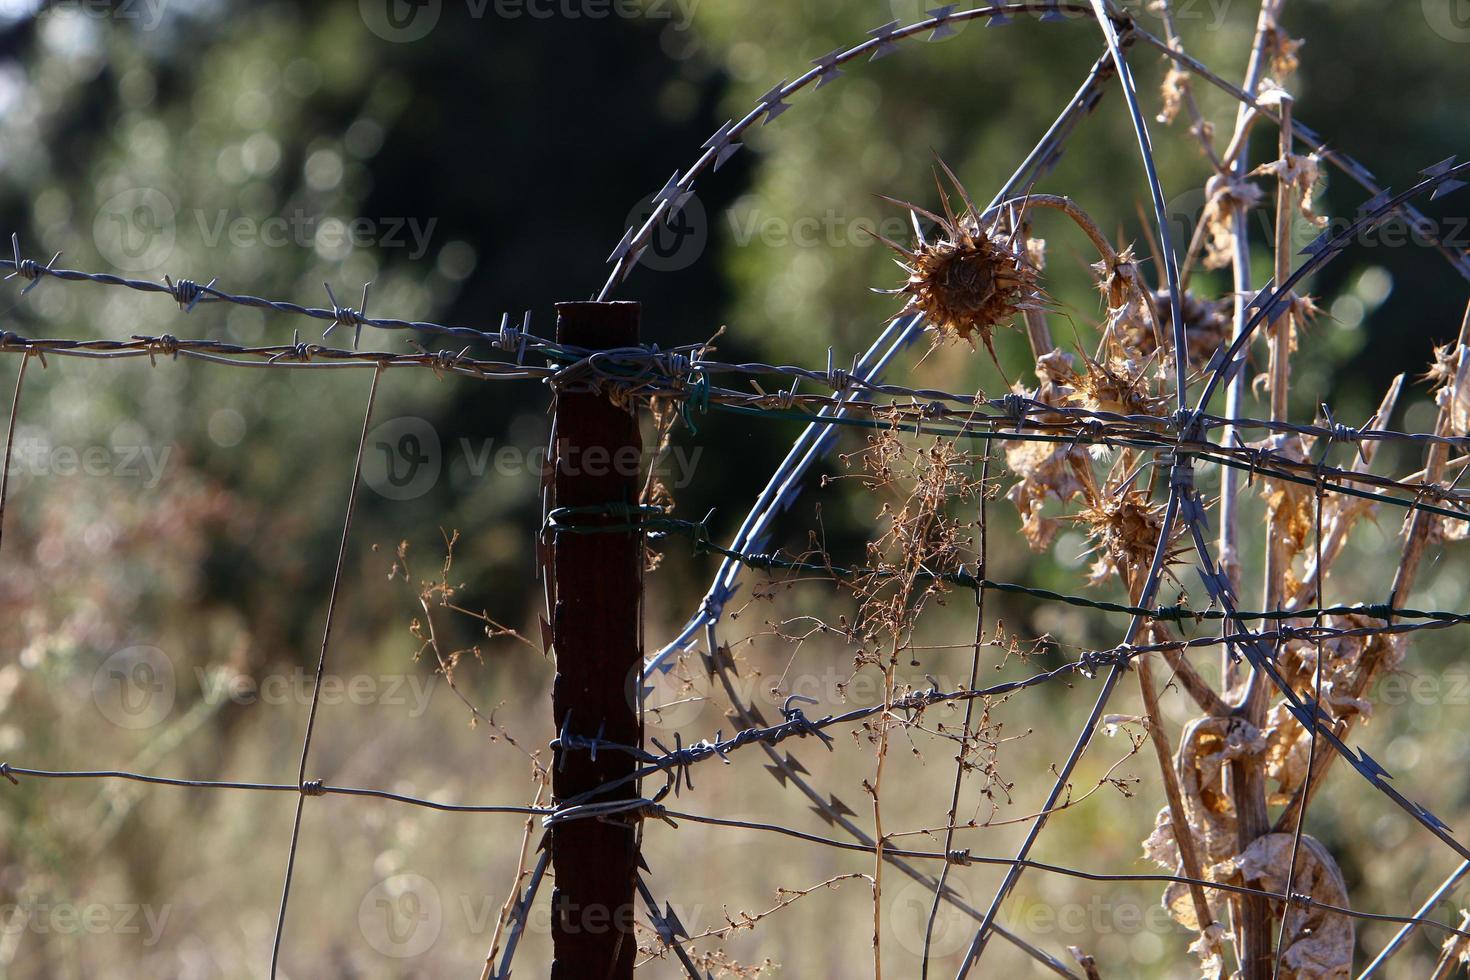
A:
[7,3,1469,979]
[714,5,1470,977]
[636,873,869,977]
[353,6,1467,978]
[839,419,988,975]
[873,161,1045,377]
[386,533,545,769]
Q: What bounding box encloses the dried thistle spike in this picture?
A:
[1073,487,1186,589]
[1072,347,1170,418]
[1149,288,1230,373]
[877,163,1042,372]
[1423,340,1461,392]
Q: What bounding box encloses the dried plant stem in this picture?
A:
[1070,946,1104,980]
[1029,195,1117,265]
[1153,0,1224,171]
[1271,475,1328,980]
[1154,627,1232,717]
[1429,910,1470,980]
[663,873,872,950]
[1217,0,1285,690]
[1232,92,1297,980]
[0,351,29,557]
[873,637,894,980]
[1289,376,1405,610]
[1003,194,1121,266]
[922,447,992,979]
[416,588,542,762]
[480,777,549,980]
[1385,302,1470,608]
[1138,645,1227,966]
[1022,307,1054,361]
[1217,109,1266,174]
[1015,216,1054,360]
[1274,300,1470,832]
[1256,95,1298,658]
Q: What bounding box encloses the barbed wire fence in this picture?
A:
[2,1,1470,977]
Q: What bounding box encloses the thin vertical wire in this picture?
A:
[955,487,1186,977]
[0,353,30,556]
[268,364,384,977]
[922,435,992,978]
[1272,471,1328,979]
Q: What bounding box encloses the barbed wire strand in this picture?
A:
[635,874,702,979]
[5,760,1468,947]
[0,4,1466,975]
[611,19,1470,969]
[643,151,1470,974]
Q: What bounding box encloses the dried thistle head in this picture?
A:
[1424,341,1461,392]
[1151,288,1230,373]
[1200,173,1265,270]
[1424,341,1470,437]
[1266,26,1306,79]
[1072,351,1170,418]
[1091,245,1144,313]
[1250,149,1329,228]
[1004,438,1090,553]
[874,162,1042,366]
[1074,488,1180,588]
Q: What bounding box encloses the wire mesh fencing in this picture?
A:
[3,1,1470,977]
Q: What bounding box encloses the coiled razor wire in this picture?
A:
[607,4,1470,977]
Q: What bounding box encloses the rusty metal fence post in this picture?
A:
[548,301,642,980]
